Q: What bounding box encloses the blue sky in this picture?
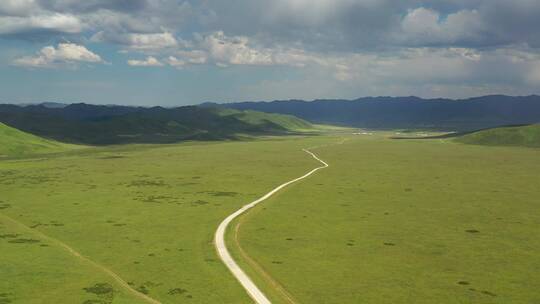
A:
[1,0,540,106]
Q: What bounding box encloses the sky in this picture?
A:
[1,0,540,106]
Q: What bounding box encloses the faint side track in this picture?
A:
[0,213,162,304]
[214,142,339,304]
[233,216,299,304]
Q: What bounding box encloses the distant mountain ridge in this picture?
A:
[207,95,540,131]
[0,103,313,145]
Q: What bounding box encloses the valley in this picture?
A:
[1,126,538,303]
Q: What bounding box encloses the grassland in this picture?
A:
[456,124,540,148]
[231,133,540,304]
[1,128,539,304]
[0,135,335,303]
[0,122,80,157]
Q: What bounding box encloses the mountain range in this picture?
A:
[207,95,540,131]
[2,95,540,145]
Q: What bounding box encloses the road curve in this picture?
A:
[214,148,329,304]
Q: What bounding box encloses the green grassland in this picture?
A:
[455,124,540,148]
[232,134,540,304]
[1,128,539,304]
[0,122,80,157]
[0,135,333,303]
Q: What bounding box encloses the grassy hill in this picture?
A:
[215,108,313,132]
[456,124,540,148]
[0,122,78,157]
[0,104,314,145]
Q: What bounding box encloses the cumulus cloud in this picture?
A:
[121,31,320,68]
[126,32,178,50]
[238,46,540,100]
[399,8,485,46]
[91,31,178,51]
[200,31,273,66]
[3,0,540,50]
[319,47,540,90]
[176,50,207,64]
[0,0,192,41]
[13,42,104,68]
[190,0,540,51]
[127,56,163,66]
[4,0,540,99]
[166,56,185,68]
[173,31,322,67]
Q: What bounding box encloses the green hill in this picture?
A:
[215,108,314,132]
[455,124,540,148]
[0,122,79,157]
[0,104,315,145]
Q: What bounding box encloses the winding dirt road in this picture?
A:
[214,148,330,304]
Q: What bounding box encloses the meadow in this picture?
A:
[1,129,539,304]
[0,136,333,303]
[231,133,540,303]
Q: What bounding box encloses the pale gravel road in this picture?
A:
[214,148,330,304]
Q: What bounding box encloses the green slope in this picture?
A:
[0,105,315,145]
[455,124,540,148]
[213,108,314,132]
[0,122,79,157]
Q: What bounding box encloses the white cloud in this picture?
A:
[13,43,104,68]
[176,50,207,64]
[127,56,164,66]
[121,31,316,69]
[92,31,178,51]
[0,13,83,34]
[238,46,540,100]
[176,31,324,67]
[401,8,440,37]
[125,32,178,50]
[201,31,274,65]
[166,56,185,68]
[0,0,539,101]
[400,7,484,45]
